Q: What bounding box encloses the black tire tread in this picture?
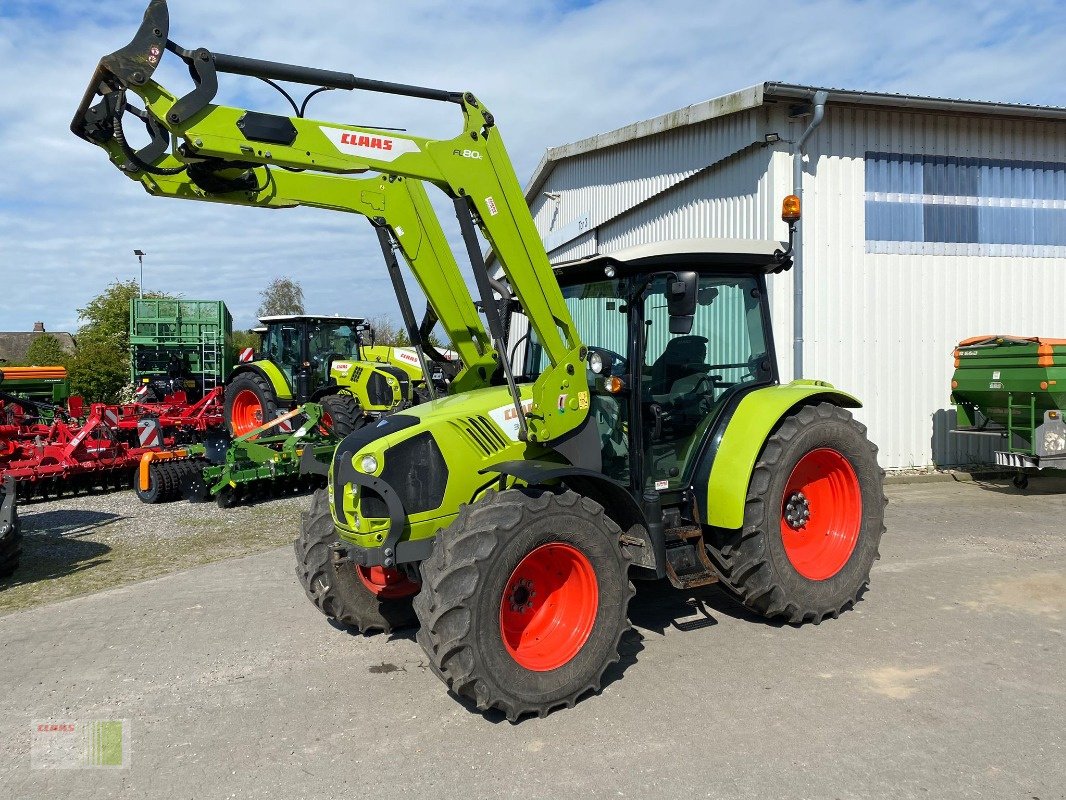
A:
[0,522,21,579]
[224,370,280,437]
[294,489,416,634]
[704,402,887,625]
[414,488,634,722]
[319,393,364,438]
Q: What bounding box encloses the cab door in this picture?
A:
[639,274,774,491]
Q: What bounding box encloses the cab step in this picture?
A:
[663,524,720,590]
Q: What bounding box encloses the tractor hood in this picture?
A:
[329,384,548,548]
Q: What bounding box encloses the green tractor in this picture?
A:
[74,1,886,721]
[224,315,422,437]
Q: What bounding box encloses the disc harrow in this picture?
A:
[0,386,226,504]
[136,404,336,508]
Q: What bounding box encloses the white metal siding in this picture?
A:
[528,101,1066,470]
[798,105,1066,469]
[530,110,761,256]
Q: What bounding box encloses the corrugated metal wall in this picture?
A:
[797,105,1066,468]
[526,101,1066,470]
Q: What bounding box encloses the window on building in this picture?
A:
[865,151,1066,256]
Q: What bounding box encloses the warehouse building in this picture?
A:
[519,82,1066,470]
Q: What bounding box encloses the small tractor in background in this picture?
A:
[951,335,1066,489]
[224,315,426,437]
[74,1,886,721]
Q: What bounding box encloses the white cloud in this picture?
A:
[0,0,1062,333]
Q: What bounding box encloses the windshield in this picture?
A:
[307,322,362,361]
[520,280,626,376]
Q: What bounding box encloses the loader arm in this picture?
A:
[124,163,496,394]
[71,0,588,445]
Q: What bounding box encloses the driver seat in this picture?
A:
[648,335,708,397]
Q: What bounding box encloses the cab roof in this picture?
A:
[553,238,791,276]
[258,315,366,325]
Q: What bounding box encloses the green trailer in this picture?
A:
[951,335,1066,486]
[130,298,232,401]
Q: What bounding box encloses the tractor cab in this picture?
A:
[258,315,369,401]
[516,239,783,493]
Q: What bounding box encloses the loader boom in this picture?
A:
[72,0,588,445]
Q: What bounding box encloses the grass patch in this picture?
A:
[0,496,306,616]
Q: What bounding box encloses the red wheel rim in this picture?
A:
[780,448,862,581]
[230,389,264,436]
[317,411,334,436]
[499,543,599,672]
[356,566,420,599]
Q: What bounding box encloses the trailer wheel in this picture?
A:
[224,371,279,437]
[319,393,364,438]
[414,489,634,721]
[704,402,886,625]
[294,489,417,633]
[134,463,166,504]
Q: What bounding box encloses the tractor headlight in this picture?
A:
[359,455,379,474]
[589,351,605,374]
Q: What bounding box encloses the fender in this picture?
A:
[696,381,862,529]
[481,460,646,535]
[226,361,292,402]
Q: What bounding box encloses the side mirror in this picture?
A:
[666,271,698,335]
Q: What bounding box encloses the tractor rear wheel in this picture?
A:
[705,402,886,625]
[414,488,634,721]
[294,489,417,633]
[224,371,279,437]
[319,393,364,438]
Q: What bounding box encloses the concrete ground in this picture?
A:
[1,478,1063,800]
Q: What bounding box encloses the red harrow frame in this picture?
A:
[0,387,224,501]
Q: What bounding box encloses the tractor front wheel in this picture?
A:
[224,371,279,437]
[414,489,634,721]
[319,393,364,438]
[705,402,886,625]
[295,489,417,633]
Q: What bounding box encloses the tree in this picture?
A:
[68,338,130,404]
[25,334,70,367]
[364,314,445,349]
[228,329,261,365]
[257,277,305,317]
[69,280,172,402]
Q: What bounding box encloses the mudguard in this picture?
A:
[227,361,293,402]
[698,381,861,529]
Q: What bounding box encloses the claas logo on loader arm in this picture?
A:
[338,133,393,151]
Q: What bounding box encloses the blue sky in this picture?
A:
[1,0,1064,334]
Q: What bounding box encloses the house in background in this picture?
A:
[0,322,77,364]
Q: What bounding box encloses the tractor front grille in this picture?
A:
[360,431,448,518]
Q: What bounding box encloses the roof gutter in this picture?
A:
[791,89,828,381]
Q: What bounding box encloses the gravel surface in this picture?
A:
[0,489,311,615]
[0,477,1062,799]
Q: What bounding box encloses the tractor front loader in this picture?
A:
[74,0,885,721]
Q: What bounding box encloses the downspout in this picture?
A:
[791,89,828,380]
